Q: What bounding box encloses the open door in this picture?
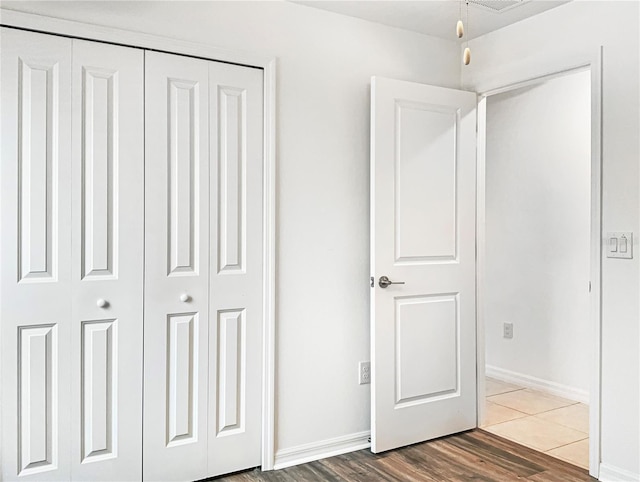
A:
[370,77,477,453]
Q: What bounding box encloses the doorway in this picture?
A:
[476,66,600,475]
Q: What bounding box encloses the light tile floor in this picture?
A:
[481,378,589,470]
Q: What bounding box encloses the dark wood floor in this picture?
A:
[213,430,595,481]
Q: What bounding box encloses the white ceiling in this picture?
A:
[293,0,570,41]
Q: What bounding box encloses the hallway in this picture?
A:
[482,378,589,469]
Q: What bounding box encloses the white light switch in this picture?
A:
[607,232,633,259]
[620,236,628,253]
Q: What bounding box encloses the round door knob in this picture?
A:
[96,298,108,308]
[179,293,191,303]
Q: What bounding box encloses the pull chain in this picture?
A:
[463,0,471,65]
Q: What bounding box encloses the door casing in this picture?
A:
[0,9,278,471]
[474,50,603,479]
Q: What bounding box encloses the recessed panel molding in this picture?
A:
[18,59,59,282]
[394,294,459,408]
[218,87,247,274]
[81,319,117,462]
[166,312,199,446]
[167,79,200,277]
[18,324,58,475]
[394,100,459,265]
[81,67,119,279]
[216,309,246,435]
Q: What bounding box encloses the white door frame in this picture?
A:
[475,49,603,478]
[0,9,278,471]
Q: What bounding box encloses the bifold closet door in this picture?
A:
[2,26,262,482]
[144,51,211,482]
[1,27,73,481]
[1,27,144,481]
[70,40,144,481]
[207,61,264,478]
[144,50,264,481]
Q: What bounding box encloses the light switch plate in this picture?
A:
[606,232,633,259]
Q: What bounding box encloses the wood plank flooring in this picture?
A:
[211,430,596,481]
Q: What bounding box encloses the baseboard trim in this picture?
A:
[273,430,371,470]
[599,463,640,481]
[486,365,589,404]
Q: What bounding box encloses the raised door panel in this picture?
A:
[1,27,72,481]
[17,60,58,281]
[80,67,117,279]
[218,87,245,273]
[71,39,144,481]
[18,325,58,476]
[215,309,245,435]
[165,313,199,446]
[208,61,263,478]
[395,102,458,263]
[395,295,458,404]
[144,51,209,482]
[80,319,117,461]
[167,79,201,276]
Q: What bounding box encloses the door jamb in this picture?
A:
[475,50,603,479]
[0,8,278,471]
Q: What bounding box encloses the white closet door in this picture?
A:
[144,51,210,482]
[0,28,73,481]
[70,39,144,480]
[208,62,263,477]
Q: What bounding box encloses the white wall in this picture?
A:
[464,1,640,477]
[484,71,591,395]
[0,0,461,457]
[7,1,638,477]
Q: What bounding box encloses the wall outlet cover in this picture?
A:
[359,361,371,385]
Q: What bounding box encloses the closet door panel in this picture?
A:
[0,27,73,481]
[144,51,210,482]
[71,39,144,481]
[208,63,264,477]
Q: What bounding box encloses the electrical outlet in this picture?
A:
[503,322,513,339]
[359,361,371,385]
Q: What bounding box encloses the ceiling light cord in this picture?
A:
[463,0,471,65]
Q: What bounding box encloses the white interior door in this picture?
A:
[2,27,263,481]
[1,27,73,481]
[144,49,264,481]
[370,76,477,453]
[207,62,264,477]
[1,28,145,481]
[70,39,144,480]
[144,50,210,482]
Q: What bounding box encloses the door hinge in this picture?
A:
[589,281,592,293]
[370,276,374,288]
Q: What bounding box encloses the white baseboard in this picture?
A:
[486,365,589,404]
[273,430,371,470]
[599,463,640,481]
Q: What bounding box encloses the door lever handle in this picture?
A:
[378,276,405,289]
